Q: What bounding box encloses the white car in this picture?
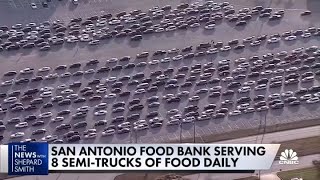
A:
[301,76,314,82]
[243,80,256,86]
[102,129,116,136]
[167,109,180,115]
[10,132,25,139]
[38,67,51,72]
[95,103,108,109]
[238,86,251,93]
[77,106,90,112]
[118,122,130,129]
[268,93,281,100]
[61,89,74,95]
[300,94,312,101]
[15,122,29,128]
[88,40,100,45]
[255,84,267,91]
[94,110,107,116]
[182,117,195,123]
[235,57,247,63]
[60,72,72,78]
[84,133,97,139]
[31,3,37,9]
[96,88,107,94]
[237,103,250,110]
[51,117,64,123]
[66,94,78,99]
[20,67,34,74]
[106,58,118,64]
[57,84,68,90]
[4,97,17,103]
[267,37,281,44]
[281,91,294,97]
[1,79,15,86]
[104,93,117,99]
[306,97,320,104]
[229,110,242,116]
[134,124,149,131]
[39,112,53,119]
[41,135,58,142]
[222,77,234,82]
[40,86,54,92]
[256,106,269,112]
[244,108,255,114]
[84,69,95,74]
[133,120,147,126]
[40,91,53,98]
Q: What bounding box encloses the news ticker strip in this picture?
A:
[0,143,280,175]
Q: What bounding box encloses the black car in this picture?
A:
[32,121,45,126]
[86,59,99,66]
[24,115,37,122]
[69,63,81,69]
[42,103,53,108]
[58,99,71,106]
[129,104,144,111]
[31,76,44,82]
[67,135,81,142]
[97,67,110,73]
[4,71,17,76]
[57,110,71,116]
[69,81,82,88]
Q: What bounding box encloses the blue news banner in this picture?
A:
[8,142,49,175]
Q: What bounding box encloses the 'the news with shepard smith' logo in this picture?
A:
[279,149,299,165]
[8,142,49,175]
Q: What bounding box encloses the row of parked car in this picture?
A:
[0,58,319,143]
[1,0,313,52]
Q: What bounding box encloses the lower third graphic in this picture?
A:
[8,142,49,175]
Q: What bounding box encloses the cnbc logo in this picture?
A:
[279,149,299,165]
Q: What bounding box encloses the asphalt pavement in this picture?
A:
[0,0,319,145]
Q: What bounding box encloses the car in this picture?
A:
[38,112,53,119]
[30,3,37,9]
[256,106,269,112]
[4,71,17,76]
[306,97,320,104]
[94,110,108,116]
[229,110,242,116]
[32,128,47,135]
[270,103,285,109]
[10,132,25,139]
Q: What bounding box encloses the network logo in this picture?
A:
[279,149,299,164]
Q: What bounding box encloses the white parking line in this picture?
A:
[17,0,25,8]
[8,0,17,8]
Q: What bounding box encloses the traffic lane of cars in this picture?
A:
[1,26,318,81]
[0,12,317,73]
[0,0,312,53]
[0,45,320,145]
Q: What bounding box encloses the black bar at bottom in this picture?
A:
[49,170,255,174]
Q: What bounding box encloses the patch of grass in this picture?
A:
[116,120,320,180]
[169,118,320,143]
[114,173,191,180]
[277,167,320,180]
[275,136,320,157]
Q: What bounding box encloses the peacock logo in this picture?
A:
[279,149,299,164]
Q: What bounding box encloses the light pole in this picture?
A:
[193,120,196,143]
[179,121,182,143]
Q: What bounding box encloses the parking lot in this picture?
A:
[0,0,319,145]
